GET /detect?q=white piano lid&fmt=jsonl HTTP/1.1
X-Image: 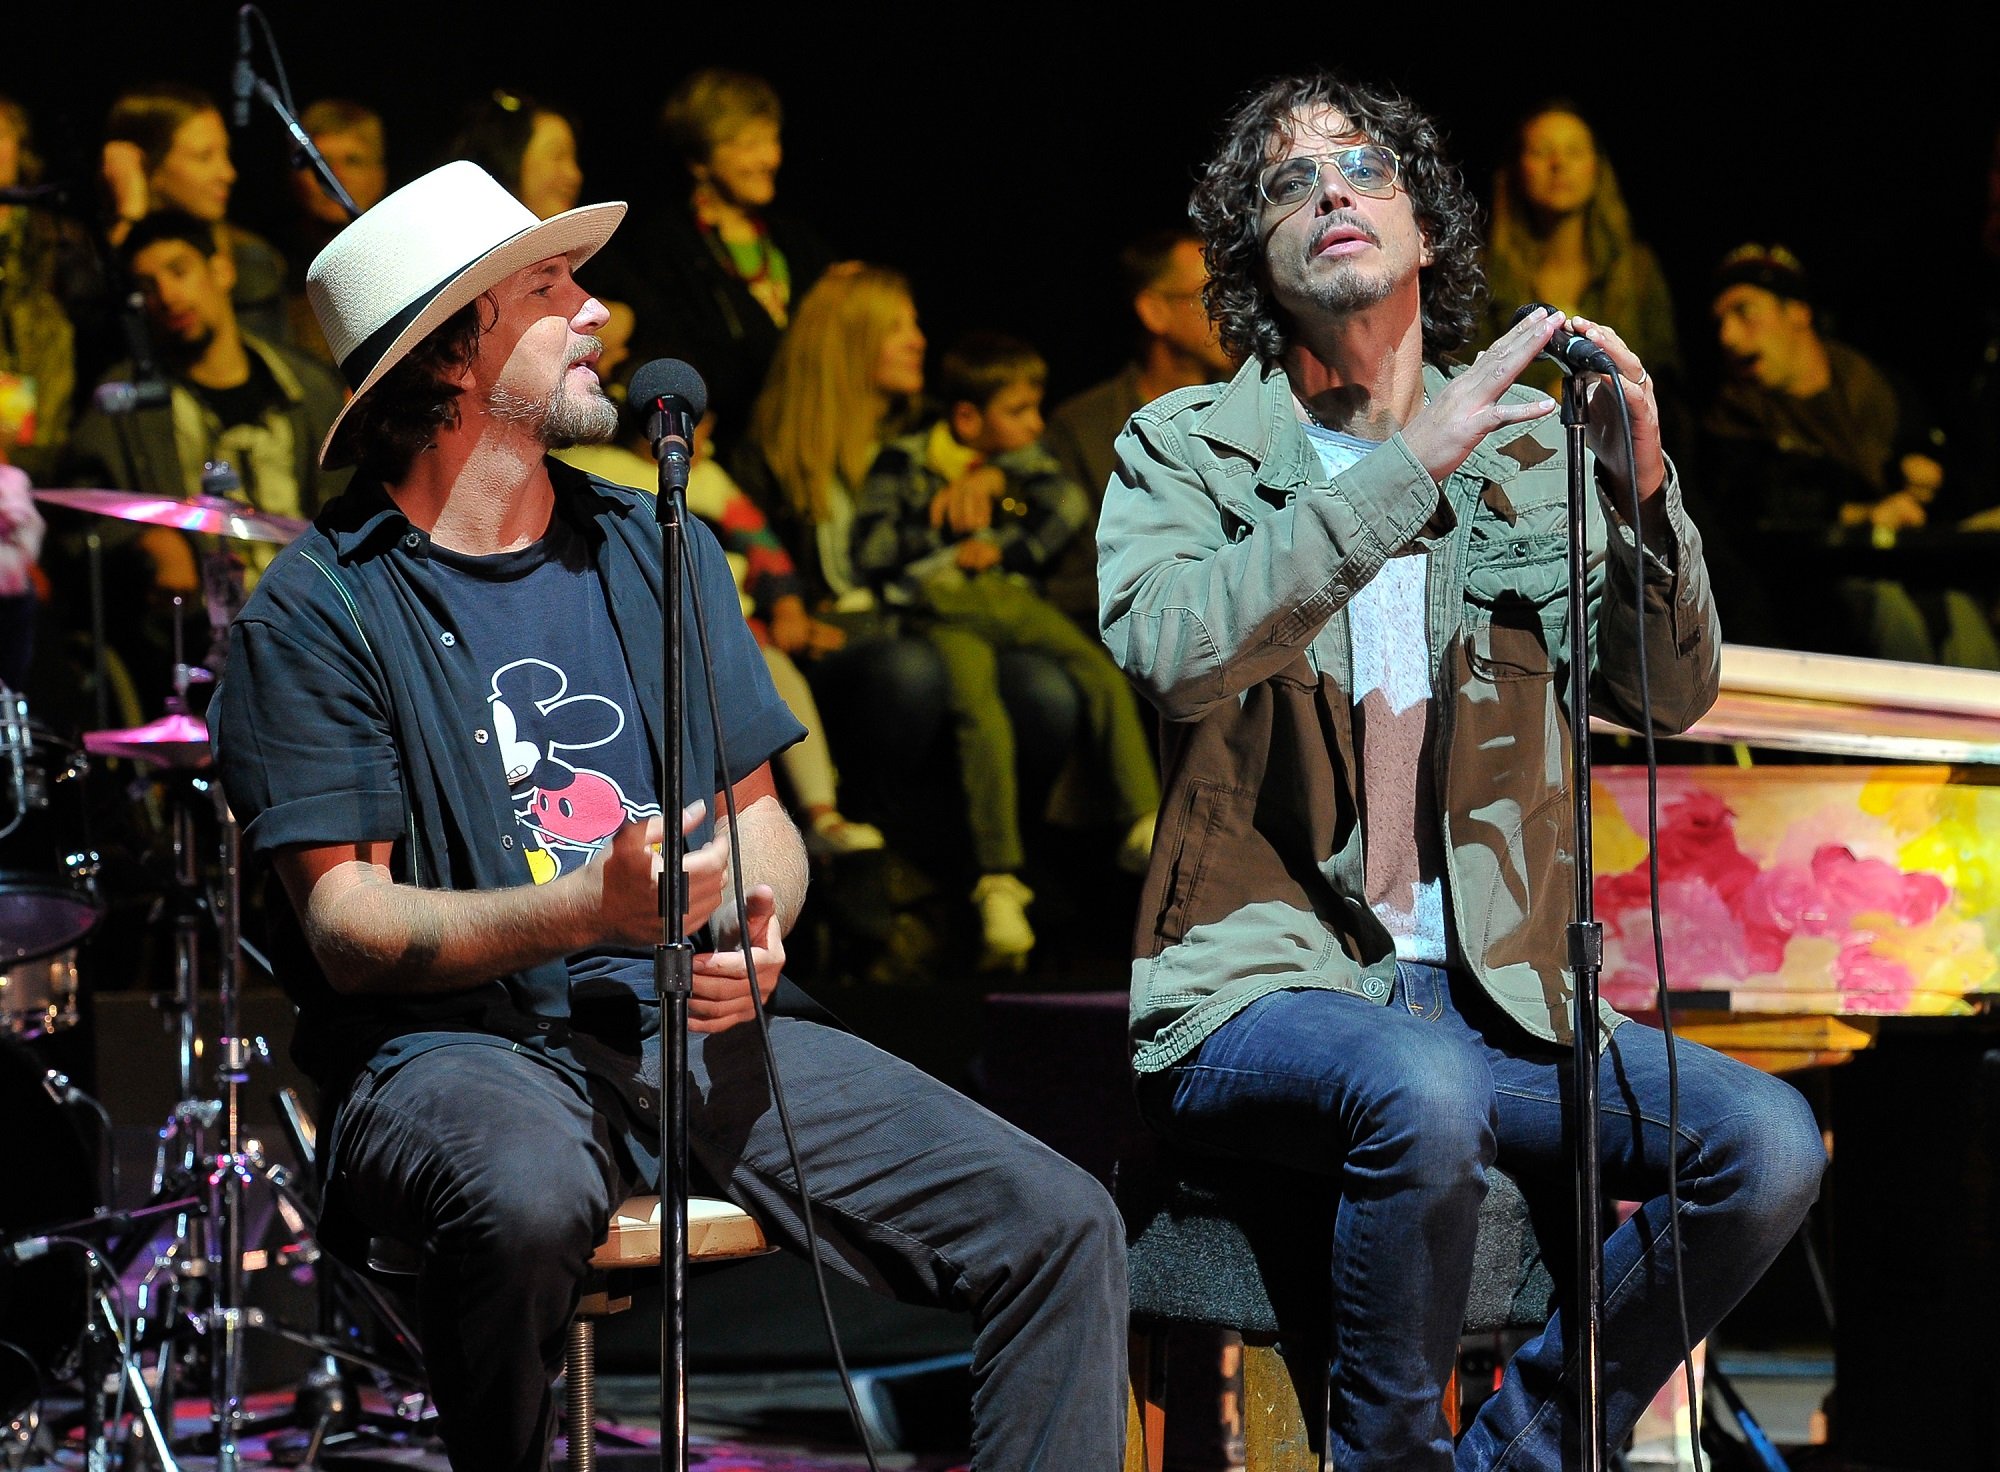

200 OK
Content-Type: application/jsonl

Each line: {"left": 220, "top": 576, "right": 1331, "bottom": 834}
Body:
{"left": 1592, "top": 645, "right": 2000, "bottom": 765}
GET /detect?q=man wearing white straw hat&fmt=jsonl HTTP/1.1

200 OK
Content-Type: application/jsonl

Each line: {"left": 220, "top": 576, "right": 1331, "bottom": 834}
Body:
{"left": 212, "top": 162, "right": 1126, "bottom": 1472}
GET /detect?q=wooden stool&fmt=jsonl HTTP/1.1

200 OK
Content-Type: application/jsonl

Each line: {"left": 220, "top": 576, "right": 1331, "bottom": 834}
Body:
{"left": 564, "top": 1194, "right": 772, "bottom": 1472}
{"left": 1121, "top": 1157, "right": 1552, "bottom": 1472}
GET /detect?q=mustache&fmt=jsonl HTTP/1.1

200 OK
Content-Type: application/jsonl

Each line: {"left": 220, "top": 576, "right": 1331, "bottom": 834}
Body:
{"left": 566, "top": 336, "right": 604, "bottom": 368}
{"left": 1308, "top": 213, "right": 1381, "bottom": 256}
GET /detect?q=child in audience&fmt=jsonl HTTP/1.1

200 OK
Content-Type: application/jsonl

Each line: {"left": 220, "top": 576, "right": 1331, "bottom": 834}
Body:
{"left": 854, "top": 332, "right": 1158, "bottom": 969}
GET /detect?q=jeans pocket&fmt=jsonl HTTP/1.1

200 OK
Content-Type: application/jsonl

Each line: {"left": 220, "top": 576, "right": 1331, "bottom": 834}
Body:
{"left": 1396, "top": 961, "right": 1445, "bottom": 1021}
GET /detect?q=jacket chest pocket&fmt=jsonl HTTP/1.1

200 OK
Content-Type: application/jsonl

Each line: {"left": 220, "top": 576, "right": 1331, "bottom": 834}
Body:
{"left": 1462, "top": 528, "right": 1567, "bottom": 682}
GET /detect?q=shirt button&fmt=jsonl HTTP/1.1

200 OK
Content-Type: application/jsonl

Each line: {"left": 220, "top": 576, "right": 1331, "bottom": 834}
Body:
{"left": 440, "top": 631, "right": 456, "bottom": 647}
{"left": 501, "top": 834, "right": 514, "bottom": 849}
{"left": 1363, "top": 976, "right": 1390, "bottom": 999}
{"left": 402, "top": 532, "right": 421, "bottom": 550}
{"left": 474, "top": 729, "right": 489, "bottom": 744}
{"left": 638, "top": 1096, "right": 652, "bottom": 1111}
{"left": 536, "top": 1021, "right": 551, "bottom": 1032}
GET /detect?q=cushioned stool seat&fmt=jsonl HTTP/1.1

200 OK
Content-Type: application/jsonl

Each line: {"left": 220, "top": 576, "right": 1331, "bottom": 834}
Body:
{"left": 1121, "top": 1153, "right": 1553, "bottom": 1472}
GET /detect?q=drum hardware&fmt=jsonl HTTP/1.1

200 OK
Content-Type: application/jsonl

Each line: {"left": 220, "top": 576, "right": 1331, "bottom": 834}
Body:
{"left": 0, "top": 684, "right": 101, "bottom": 972}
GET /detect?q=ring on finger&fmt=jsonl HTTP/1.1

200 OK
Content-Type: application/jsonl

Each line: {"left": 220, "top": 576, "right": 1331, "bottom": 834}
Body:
{"left": 1626, "top": 367, "right": 1649, "bottom": 389}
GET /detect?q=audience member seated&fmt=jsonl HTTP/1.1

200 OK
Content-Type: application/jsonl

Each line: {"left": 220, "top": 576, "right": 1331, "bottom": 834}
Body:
{"left": 67, "top": 211, "right": 349, "bottom": 585}
{"left": 735, "top": 265, "right": 1079, "bottom": 856}
{"left": 1043, "top": 228, "right": 1233, "bottom": 623}
{"left": 285, "top": 99, "right": 389, "bottom": 361}
{"left": 557, "top": 401, "right": 885, "bottom": 860}
{"left": 447, "top": 90, "right": 583, "bottom": 223}
{"left": 0, "top": 96, "right": 81, "bottom": 486}
{"left": 601, "top": 69, "right": 834, "bottom": 455}
{"left": 855, "top": 331, "right": 1159, "bottom": 970}
{"left": 1701, "top": 243, "right": 1997, "bottom": 667}
{"left": 1480, "top": 101, "right": 1679, "bottom": 400}
{"left": 102, "top": 84, "right": 291, "bottom": 346}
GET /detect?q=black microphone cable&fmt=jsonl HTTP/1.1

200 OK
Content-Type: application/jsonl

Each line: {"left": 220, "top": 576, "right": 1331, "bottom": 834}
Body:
{"left": 1599, "top": 373, "right": 1702, "bottom": 1467}
{"left": 673, "top": 507, "right": 885, "bottom": 1472}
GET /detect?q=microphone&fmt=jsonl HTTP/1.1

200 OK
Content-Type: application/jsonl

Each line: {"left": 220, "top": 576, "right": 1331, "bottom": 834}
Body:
{"left": 233, "top": 7, "right": 256, "bottom": 129}
{"left": 1511, "top": 302, "right": 1617, "bottom": 377}
{"left": 628, "top": 358, "right": 708, "bottom": 495}
{"left": 93, "top": 379, "right": 173, "bottom": 415}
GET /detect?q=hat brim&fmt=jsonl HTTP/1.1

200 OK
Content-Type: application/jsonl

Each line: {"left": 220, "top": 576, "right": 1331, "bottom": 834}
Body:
{"left": 318, "top": 199, "right": 627, "bottom": 469}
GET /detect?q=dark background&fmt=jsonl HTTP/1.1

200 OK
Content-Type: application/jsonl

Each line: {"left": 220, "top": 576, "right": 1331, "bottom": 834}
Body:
{"left": 11, "top": 6, "right": 1998, "bottom": 411}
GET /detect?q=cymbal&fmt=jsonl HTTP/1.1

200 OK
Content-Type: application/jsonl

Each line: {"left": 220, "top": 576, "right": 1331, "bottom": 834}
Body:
{"left": 33, "top": 489, "right": 308, "bottom": 545}
{"left": 83, "top": 712, "right": 211, "bottom": 767}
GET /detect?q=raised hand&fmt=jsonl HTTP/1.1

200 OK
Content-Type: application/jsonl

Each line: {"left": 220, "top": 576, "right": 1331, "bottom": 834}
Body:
{"left": 1399, "top": 306, "right": 1561, "bottom": 484}
{"left": 1566, "top": 315, "right": 1666, "bottom": 501}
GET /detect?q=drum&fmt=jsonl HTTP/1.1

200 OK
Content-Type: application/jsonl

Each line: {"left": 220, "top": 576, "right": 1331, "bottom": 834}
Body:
{"left": 0, "top": 692, "right": 99, "bottom": 965}
{"left": 0, "top": 950, "right": 78, "bottom": 1039}
{"left": 0, "top": 1037, "right": 97, "bottom": 1425}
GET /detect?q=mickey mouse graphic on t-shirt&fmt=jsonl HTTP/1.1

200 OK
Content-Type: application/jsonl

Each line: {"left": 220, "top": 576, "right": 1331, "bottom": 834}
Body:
{"left": 487, "top": 658, "right": 662, "bottom": 883}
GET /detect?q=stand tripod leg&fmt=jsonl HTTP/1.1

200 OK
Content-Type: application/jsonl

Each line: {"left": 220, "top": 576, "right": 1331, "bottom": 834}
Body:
{"left": 96, "top": 1288, "right": 185, "bottom": 1472}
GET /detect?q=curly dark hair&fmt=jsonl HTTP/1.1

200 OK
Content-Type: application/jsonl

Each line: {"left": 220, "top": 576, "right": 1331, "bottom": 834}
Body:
{"left": 1190, "top": 72, "right": 1485, "bottom": 366}
{"left": 330, "top": 297, "right": 490, "bottom": 480}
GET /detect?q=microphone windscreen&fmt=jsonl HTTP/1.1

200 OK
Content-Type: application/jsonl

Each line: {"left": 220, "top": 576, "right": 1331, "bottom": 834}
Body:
{"left": 628, "top": 358, "right": 709, "bottom": 421}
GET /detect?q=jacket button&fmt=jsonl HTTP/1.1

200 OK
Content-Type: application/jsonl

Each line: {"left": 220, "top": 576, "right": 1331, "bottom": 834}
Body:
{"left": 501, "top": 834, "right": 514, "bottom": 849}
{"left": 440, "top": 631, "right": 456, "bottom": 647}
{"left": 402, "top": 532, "right": 421, "bottom": 549}
{"left": 474, "top": 729, "right": 489, "bottom": 744}
{"left": 1363, "top": 976, "right": 1389, "bottom": 999}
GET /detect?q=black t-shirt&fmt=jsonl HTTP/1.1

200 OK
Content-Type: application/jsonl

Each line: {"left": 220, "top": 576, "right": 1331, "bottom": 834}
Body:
{"left": 189, "top": 348, "right": 287, "bottom": 433}
{"left": 215, "top": 465, "right": 806, "bottom": 1104}
{"left": 427, "top": 512, "right": 666, "bottom": 996}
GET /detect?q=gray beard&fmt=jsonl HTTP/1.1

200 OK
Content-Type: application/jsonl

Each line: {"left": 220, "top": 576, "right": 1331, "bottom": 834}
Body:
{"left": 487, "top": 378, "right": 620, "bottom": 447}
{"left": 1295, "top": 261, "right": 1396, "bottom": 319}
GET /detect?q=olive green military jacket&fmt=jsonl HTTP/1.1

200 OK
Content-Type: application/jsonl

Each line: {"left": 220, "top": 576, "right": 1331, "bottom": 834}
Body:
{"left": 1097, "top": 356, "right": 1719, "bottom": 1073}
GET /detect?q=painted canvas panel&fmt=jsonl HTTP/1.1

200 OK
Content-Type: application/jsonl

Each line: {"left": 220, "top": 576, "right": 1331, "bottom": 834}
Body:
{"left": 1591, "top": 766, "right": 2000, "bottom": 1015}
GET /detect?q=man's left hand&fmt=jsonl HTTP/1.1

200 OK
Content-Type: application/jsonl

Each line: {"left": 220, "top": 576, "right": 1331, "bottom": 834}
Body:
{"left": 690, "top": 884, "right": 785, "bottom": 1034}
{"left": 1567, "top": 315, "right": 1666, "bottom": 502}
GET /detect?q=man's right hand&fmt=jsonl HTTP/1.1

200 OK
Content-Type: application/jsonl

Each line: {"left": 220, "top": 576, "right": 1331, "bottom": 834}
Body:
{"left": 1400, "top": 307, "right": 1562, "bottom": 486}
{"left": 592, "top": 801, "right": 732, "bottom": 945}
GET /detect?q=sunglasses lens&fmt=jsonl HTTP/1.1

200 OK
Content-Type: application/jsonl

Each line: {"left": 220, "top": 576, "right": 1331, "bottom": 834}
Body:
{"left": 1259, "top": 158, "right": 1319, "bottom": 207}
{"left": 1339, "top": 147, "right": 1397, "bottom": 197}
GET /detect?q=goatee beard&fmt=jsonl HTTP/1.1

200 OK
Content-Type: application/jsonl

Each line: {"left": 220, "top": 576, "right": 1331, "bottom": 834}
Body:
{"left": 488, "top": 343, "right": 620, "bottom": 447}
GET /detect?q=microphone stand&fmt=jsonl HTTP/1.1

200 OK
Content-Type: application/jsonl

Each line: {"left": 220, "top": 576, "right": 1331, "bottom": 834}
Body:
{"left": 231, "top": 6, "right": 360, "bottom": 221}
{"left": 1561, "top": 369, "right": 1607, "bottom": 1472}
{"left": 652, "top": 426, "right": 694, "bottom": 1472}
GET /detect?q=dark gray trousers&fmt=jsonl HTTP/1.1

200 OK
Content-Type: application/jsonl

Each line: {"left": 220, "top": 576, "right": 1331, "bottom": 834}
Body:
{"left": 330, "top": 1017, "right": 1129, "bottom": 1471}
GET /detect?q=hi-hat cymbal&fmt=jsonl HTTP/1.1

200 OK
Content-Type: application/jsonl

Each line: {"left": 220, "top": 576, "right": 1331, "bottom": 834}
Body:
{"left": 34, "top": 489, "right": 308, "bottom": 545}
{"left": 83, "top": 712, "right": 211, "bottom": 767}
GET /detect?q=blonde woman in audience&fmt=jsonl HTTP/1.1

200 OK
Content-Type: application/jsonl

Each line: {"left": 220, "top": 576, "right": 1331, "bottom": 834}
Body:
{"left": 1481, "top": 101, "right": 1679, "bottom": 395}
{"left": 736, "top": 265, "right": 1078, "bottom": 878}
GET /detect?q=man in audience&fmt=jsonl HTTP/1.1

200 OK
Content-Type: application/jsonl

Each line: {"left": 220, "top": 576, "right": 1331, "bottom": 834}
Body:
{"left": 1044, "top": 230, "right": 1233, "bottom": 621}
{"left": 1702, "top": 243, "right": 1995, "bottom": 663}
{"left": 69, "top": 210, "right": 348, "bottom": 533}
{"left": 287, "top": 99, "right": 389, "bottom": 359}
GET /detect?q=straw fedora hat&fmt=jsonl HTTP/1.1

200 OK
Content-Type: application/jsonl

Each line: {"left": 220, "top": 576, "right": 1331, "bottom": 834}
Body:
{"left": 307, "top": 161, "right": 626, "bottom": 467}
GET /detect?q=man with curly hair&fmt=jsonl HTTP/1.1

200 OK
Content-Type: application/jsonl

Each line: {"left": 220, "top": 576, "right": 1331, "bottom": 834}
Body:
{"left": 1098, "top": 72, "right": 1824, "bottom": 1469}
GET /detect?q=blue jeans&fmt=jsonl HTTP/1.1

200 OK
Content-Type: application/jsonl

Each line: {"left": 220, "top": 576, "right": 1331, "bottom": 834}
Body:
{"left": 1139, "top": 964, "right": 1825, "bottom": 1471}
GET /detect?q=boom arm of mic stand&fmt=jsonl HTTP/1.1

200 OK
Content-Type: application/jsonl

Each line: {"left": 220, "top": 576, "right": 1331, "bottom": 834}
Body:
{"left": 1561, "top": 371, "right": 1608, "bottom": 1472}
{"left": 250, "top": 76, "right": 359, "bottom": 221}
